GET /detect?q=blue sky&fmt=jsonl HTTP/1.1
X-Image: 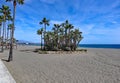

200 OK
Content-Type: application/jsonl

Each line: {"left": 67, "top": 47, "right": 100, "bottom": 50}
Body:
{"left": 0, "top": 0, "right": 120, "bottom": 44}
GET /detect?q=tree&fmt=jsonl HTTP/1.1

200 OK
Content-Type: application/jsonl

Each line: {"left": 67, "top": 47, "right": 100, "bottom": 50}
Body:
{"left": 37, "top": 28, "right": 43, "bottom": 50}
{"left": 7, "top": 24, "right": 13, "bottom": 42}
{"left": 52, "top": 24, "right": 60, "bottom": 48}
{"left": 0, "top": 16, "right": 3, "bottom": 39}
{"left": 0, "top": 5, "right": 11, "bottom": 52}
{"left": 68, "top": 24, "right": 74, "bottom": 47}
{"left": 6, "top": 0, "right": 24, "bottom": 62}
{"left": 0, "top": 22, "right": 2, "bottom": 39}
{"left": 37, "top": 20, "right": 83, "bottom": 51}
{"left": 45, "top": 31, "right": 55, "bottom": 50}
{"left": 39, "top": 17, "right": 49, "bottom": 50}
{"left": 0, "top": 16, "right": 3, "bottom": 47}
{"left": 58, "top": 27, "right": 64, "bottom": 49}
{"left": 60, "top": 20, "right": 74, "bottom": 50}
{"left": 72, "top": 29, "right": 83, "bottom": 50}
{"left": 5, "top": 16, "right": 12, "bottom": 49}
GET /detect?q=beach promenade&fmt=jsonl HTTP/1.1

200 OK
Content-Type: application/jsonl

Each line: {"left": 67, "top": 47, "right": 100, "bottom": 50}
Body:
{"left": 0, "top": 59, "right": 16, "bottom": 83}
{"left": 0, "top": 46, "right": 120, "bottom": 83}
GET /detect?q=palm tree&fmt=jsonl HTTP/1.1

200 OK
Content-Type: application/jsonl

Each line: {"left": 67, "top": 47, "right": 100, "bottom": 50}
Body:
{"left": 7, "top": 24, "right": 13, "bottom": 42}
{"left": 4, "top": 15, "right": 11, "bottom": 44}
{"left": 6, "top": 16, "right": 13, "bottom": 40}
{"left": 72, "top": 29, "right": 83, "bottom": 50}
{"left": 0, "top": 16, "right": 3, "bottom": 39}
{"left": 37, "top": 28, "right": 43, "bottom": 50}
{"left": 0, "top": 22, "right": 2, "bottom": 39}
{"left": 6, "top": 0, "right": 24, "bottom": 62}
{"left": 39, "top": 17, "right": 49, "bottom": 50}
{"left": 59, "top": 27, "right": 64, "bottom": 48}
{"left": 52, "top": 24, "right": 60, "bottom": 48}
{"left": 5, "top": 16, "right": 12, "bottom": 49}
{"left": 0, "top": 17, "right": 2, "bottom": 46}
{"left": 68, "top": 24, "right": 74, "bottom": 47}
{"left": 62, "top": 20, "right": 72, "bottom": 48}
{"left": 45, "top": 31, "right": 55, "bottom": 50}
{"left": 0, "top": 5, "right": 11, "bottom": 52}
{"left": 69, "top": 30, "right": 74, "bottom": 50}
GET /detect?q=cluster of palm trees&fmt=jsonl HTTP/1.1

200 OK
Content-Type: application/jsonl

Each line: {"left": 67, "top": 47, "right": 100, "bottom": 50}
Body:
{"left": 0, "top": 5, "right": 13, "bottom": 51}
{"left": 37, "top": 18, "right": 83, "bottom": 51}
{"left": 0, "top": 0, "right": 24, "bottom": 62}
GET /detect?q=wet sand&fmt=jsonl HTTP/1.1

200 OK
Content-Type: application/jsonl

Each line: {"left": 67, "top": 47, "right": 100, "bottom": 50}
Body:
{"left": 0, "top": 46, "right": 120, "bottom": 83}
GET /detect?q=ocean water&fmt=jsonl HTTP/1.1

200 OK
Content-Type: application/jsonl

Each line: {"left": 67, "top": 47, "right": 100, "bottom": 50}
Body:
{"left": 22, "top": 43, "right": 120, "bottom": 49}
{"left": 79, "top": 44, "right": 120, "bottom": 49}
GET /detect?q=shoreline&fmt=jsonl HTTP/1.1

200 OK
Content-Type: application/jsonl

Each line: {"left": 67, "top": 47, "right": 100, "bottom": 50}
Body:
{"left": 18, "top": 44, "right": 120, "bottom": 49}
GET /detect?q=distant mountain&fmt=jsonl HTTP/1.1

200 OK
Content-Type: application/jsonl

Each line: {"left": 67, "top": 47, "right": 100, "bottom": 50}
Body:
{"left": 17, "top": 40, "right": 33, "bottom": 43}
{"left": 17, "top": 40, "right": 40, "bottom": 45}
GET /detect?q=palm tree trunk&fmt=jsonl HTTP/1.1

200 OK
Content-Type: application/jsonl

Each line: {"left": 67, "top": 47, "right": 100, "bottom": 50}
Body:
{"left": 0, "top": 24, "right": 1, "bottom": 38}
{"left": 41, "top": 34, "right": 42, "bottom": 50}
{"left": 8, "top": 0, "right": 16, "bottom": 62}
{"left": 0, "top": 28, "right": 1, "bottom": 45}
{"left": 73, "top": 38, "right": 77, "bottom": 51}
{"left": 6, "top": 28, "right": 9, "bottom": 49}
{"left": 1, "top": 20, "right": 5, "bottom": 52}
{"left": 7, "top": 28, "right": 9, "bottom": 41}
{"left": 44, "top": 24, "right": 46, "bottom": 50}
{"left": 56, "top": 28, "right": 59, "bottom": 48}
{"left": 5, "top": 24, "right": 7, "bottom": 49}
{"left": 65, "top": 29, "right": 67, "bottom": 46}
{"left": 68, "top": 29, "right": 70, "bottom": 47}
{"left": 5, "top": 23, "right": 6, "bottom": 43}
{"left": 1, "top": 14, "right": 6, "bottom": 52}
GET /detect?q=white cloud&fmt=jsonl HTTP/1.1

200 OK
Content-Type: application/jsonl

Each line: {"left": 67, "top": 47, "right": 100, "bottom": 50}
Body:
{"left": 79, "top": 24, "right": 95, "bottom": 35}
{"left": 79, "top": 23, "right": 120, "bottom": 44}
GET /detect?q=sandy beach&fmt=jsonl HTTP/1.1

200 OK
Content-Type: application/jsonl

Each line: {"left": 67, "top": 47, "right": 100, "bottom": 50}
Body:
{"left": 0, "top": 46, "right": 120, "bottom": 83}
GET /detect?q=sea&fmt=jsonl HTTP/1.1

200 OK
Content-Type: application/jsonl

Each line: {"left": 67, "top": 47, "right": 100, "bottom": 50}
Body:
{"left": 79, "top": 44, "right": 120, "bottom": 49}
{"left": 24, "top": 43, "right": 120, "bottom": 49}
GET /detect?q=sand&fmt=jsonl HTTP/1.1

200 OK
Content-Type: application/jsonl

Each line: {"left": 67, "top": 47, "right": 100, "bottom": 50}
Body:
{"left": 0, "top": 46, "right": 120, "bottom": 83}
